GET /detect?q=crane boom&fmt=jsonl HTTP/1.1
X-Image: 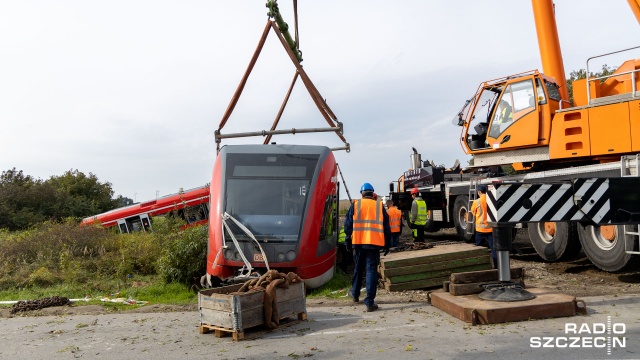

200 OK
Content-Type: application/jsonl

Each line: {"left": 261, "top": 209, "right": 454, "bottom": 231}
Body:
{"left": 531, "top": 0, "right": 568, "bottom": 102}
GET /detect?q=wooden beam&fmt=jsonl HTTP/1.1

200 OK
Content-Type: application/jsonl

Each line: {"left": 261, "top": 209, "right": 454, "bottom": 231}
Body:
{"left": 380, "top": 255, "right": 490, "bottom": 277}
{"left": 450, "top": 268, "right": 525, "bottom": 284}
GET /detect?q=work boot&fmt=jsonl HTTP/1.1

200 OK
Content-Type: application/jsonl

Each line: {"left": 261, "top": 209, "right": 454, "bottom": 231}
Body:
{"left": 366, "top": 304, "right": 379, "bottom": 312}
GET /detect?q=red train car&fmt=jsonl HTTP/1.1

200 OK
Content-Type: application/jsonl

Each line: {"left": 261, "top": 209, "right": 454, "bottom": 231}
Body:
{"left": 81, "top": 185, "right": 210, "bottom": 233}
{"left": 208, "top": 144, "right": 339, "bottom": 289}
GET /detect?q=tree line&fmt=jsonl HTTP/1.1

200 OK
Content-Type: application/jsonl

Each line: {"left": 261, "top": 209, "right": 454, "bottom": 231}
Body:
{"left": 0, "top": 168, "right": 131, "bottom": 231}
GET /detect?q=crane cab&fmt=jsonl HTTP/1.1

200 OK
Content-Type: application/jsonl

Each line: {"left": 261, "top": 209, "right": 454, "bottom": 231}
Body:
{"left": 454, "top": 71, "right": 560, "bottom": 167}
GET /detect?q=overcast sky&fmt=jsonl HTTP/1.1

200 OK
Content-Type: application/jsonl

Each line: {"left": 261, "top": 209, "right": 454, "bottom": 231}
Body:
{"left": 1, "top": 1, "right": 638, "bottom": 204}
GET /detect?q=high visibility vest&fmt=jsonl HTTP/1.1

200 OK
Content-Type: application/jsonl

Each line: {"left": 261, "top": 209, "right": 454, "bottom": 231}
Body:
{"left": 338, "top": 227, "right": 346, "bottom": 244}
{"left": 412, "top": 198, "right": 428, "bottom": 226}
{"left": 352, "top": 199, "right": 385, "bottom": 247}
{"left": 387, "top": 206, "right": 402, "bottom": 233}
{"left": 496, "top": 107, "right": 513, "bottom": 125}
{"left": 472, "top": 194, "right": 492, "bottom": 233}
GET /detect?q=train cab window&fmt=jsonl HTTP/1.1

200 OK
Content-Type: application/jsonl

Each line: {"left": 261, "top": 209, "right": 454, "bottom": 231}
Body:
{"left": 224, "top": 153, "right": 320, "bottom": 242}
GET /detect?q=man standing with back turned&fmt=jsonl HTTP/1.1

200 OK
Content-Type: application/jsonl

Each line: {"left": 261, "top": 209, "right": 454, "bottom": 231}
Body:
{"left": 386, "top": 199, "right": 402, "bottom": 248}
{"left": 344, "top": 182, "right": 391, "bottom": 312}
{"left": 470, "top": 184, "right": 497, "bottom": 267}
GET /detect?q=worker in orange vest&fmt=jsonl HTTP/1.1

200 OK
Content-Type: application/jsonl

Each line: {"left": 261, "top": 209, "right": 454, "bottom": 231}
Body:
{"left": 344, "top": 182, "right": 391, "bottom": 312}
{"left": 386, "top": 199, "right": 402, "bottom": 248}
{"left": 470, "top": 184, "right": 497, "bottom": 267}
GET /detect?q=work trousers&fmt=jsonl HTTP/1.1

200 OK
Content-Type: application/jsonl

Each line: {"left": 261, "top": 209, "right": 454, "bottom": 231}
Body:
{"left": 352, "top": 248, "right": 381, "bottom": 307}
{"left": 337, "top": 243, "right": 353, "bottom": 273}
{"left": 390, "top": 232, "right": 400, "bottom": 247}
{"left": 411, "top": 223, "right": 425, "bottom": 242}
{"left": 475, "top": 231, "right": 497, "bottom": 267}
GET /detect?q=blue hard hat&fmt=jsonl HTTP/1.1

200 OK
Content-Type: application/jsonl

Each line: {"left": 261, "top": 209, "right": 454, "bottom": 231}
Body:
{"left": 360, "top": 182, "right": 374, "bottom": 192}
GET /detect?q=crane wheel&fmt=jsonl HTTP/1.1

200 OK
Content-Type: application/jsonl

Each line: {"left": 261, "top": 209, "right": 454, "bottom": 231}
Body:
{"left": 577, "top": 224, "right": 638, "bottom": 272}
{"left": 453, "top": 195, "right": 474, "bottom": 243}
{"left": 527, "top": 222, "right": 581, "bottom": 262}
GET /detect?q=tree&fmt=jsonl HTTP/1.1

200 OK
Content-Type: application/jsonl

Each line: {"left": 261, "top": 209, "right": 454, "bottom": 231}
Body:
{"left": 115, "top": 195, "right": 135, "bottom": 207}
{"left": 0, "top": 168, "right": 120, "bottom": 230}
{"left": 0, "top": 168, "right": 54, "bottom": 230}
{"left": 47, "top": 169, "right": 118, "bottom": 218}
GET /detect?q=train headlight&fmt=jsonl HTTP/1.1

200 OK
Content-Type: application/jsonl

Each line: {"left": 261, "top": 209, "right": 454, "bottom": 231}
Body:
{"left": 224, "top": 249, "right": 234, "bottom": 259}
{"left": 286, "top": 250, "right": 296, "bottom": 261}
{"left": 234, "top": 252, "right": 240, "bottom": 260}
{"left": 277, "top": 253, "right": 285, "bottom": 262}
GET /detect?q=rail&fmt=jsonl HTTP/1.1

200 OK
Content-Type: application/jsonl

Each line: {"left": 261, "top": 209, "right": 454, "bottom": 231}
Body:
{"left": 586, "top": 45, "right": 640, "bottom": 105}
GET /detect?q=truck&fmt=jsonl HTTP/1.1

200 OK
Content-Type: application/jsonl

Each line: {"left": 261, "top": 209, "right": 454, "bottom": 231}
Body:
{"left": 390, "top": 0, "right": 640, "bottom": 272}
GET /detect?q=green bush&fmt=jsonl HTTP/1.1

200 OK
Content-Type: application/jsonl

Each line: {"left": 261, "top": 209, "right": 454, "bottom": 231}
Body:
{"left": 28, "top": 266, "right": 59, "bottom": 286}
{"left": 156, "top": 225, "right": 208, "bottom": 285}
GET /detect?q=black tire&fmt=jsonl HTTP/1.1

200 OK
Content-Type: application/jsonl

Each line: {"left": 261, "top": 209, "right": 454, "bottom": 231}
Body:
{"left": 453, "top": 195, "right": 474, "bottom": 242}
{"left": 577, "top": 224, "right": 637, "bottom": 272}
{"left": 424, "top": 210, "right": 442, "bottom": 233}
{"left": 527, "top": 222, "right": 581, "bottom": 261}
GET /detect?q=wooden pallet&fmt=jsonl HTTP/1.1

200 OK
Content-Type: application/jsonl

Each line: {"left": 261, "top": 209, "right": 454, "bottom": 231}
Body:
{"left": 200, "top": 311, "right": 307, "bottom": 341}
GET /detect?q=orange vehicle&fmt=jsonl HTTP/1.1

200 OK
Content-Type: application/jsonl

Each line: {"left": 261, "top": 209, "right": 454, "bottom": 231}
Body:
{"left": 387, "top": 1, "right": 640, "bottom": 273}
{"left": 456, "top": 0, "right": 640, "bottom": 171}
{"left": 446, "top": 0, "right": 640, "bottom": 272}
{"left": 81, "top": 185, "right": 210, "bottom": 233}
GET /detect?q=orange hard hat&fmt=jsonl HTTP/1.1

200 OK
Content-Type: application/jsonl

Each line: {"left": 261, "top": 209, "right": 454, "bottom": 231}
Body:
{"left": 410, "top": 188, "right": 419, "bottom": 195}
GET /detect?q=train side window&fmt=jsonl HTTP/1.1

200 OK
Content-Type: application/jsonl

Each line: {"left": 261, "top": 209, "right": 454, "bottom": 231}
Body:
{"left": 125, "top": 216, "right": 145, "bottom": 233}
{"left": 118, "top": 220, "right": 129, "bottom": 234}
{"left": 140, "top": 214, "right": 151, "bottom": 231}
{"left": 317, "top": 195, "right": 337, "bottom": 256}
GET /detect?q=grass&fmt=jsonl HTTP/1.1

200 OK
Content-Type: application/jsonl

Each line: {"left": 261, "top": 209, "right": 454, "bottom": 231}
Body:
{"left": 0, "top": 275, "right": 197, "bottom": 307}
{"left": 0, "top": 220, "right": 353, "bottom": 310}
{"left": 307, "top": 270, "right": 351, "bottom": 298}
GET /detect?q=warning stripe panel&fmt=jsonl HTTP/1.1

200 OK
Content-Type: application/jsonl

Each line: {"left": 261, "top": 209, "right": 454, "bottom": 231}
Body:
{"left": 487, "top": 179, "right": 613, "bottom": 224}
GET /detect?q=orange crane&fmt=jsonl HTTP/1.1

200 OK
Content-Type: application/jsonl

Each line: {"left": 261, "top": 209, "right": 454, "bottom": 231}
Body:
{"left": 389, "top": 0, "right": 640, "bottom": 274}
{"left": 455, "top": 0, "right": 640, "bottom": 171}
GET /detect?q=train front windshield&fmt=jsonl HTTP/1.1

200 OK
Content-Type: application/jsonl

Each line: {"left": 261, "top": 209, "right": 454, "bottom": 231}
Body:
{"left": 224, "top": 153, "right": 320, "bottom": 242}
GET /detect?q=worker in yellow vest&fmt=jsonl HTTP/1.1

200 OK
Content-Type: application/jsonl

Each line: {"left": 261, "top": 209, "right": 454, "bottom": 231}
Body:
{"left": 470, "top": 184, "right": 497, "bottom": 267}
{"left": 344, "top": 182, "right": 391, "bottom": 312}
{"left": 489, "top": 100, "right": 514, "bottom": 138}
{"left": 409, "top": 188, "right": 428, "bottom": 243}
{"left": 386, "top": 199, "right": 403, "bottom": 248}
